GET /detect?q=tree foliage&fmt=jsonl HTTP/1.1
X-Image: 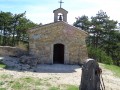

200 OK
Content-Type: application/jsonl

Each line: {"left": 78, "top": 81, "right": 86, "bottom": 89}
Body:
{"left": 0, "top": 11, "right": 37, "bottom": 46}
{"left": 73, "top": 15, "right": 91, "bottom": 32}
{"left": 88, "top": 46, "right": 113, "bottom": 64}
{"left": 74, "top": 10, "right": 120, "bottom": 66}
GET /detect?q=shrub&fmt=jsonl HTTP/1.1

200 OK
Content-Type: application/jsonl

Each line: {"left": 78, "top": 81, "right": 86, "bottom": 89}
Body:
{"left": 0, "top": 61, "right": 6, "bottom": 68}
{"left": 88, "top": 46, "right": 113, "bottom": 64}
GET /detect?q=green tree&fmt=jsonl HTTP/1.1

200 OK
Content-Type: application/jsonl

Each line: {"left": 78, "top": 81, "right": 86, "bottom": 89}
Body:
{"left": 73, "top": 15, "right": 91, "bottom": 45}
{"left": 0, "top": 11, "right": 13, "bottom": 45}
{"left": 73, "top": 15, "right": 91, "bottom": 32}
{"left": 0, "top": 11, "right": 37, "bottom": 46}
{"left": 74, "top": 10, "right": 120, "bottom": 66}
{"left": 16, "top": 17, "right": 37, "bottom": 44}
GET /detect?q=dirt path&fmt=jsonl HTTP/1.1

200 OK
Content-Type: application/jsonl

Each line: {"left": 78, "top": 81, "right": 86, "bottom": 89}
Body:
{"left": 100, "top": 65, "right": 120, "bottom": 90}
{"left": 0, "top": 65, "right": 82, "bottom": 86}
{"left": 0, "top": 56, "right": 120, "bottom": 90}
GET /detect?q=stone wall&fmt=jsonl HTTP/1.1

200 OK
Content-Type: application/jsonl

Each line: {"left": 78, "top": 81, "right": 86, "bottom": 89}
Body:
{"left": 28, "top": 21, "right": 88, "bottom": 64}
{"left": 0, "top": 46, "right": 28, "bottom": 57}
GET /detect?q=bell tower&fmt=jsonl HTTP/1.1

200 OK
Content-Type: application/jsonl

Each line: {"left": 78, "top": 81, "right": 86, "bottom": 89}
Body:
{"left": 53, "top": 0, "right": 68, "bottom": 22}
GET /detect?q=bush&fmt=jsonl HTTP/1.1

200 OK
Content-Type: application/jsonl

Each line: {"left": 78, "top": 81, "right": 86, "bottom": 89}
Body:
{"left": 88, "top": 46, "right": 113, "bottom": 64}
{"left": 0, "top": 61, "right": 6, "bottom": 68}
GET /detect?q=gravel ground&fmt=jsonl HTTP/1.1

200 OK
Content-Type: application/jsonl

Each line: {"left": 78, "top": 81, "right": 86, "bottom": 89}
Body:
{"left": 101, "top": 65, "right": 120, "bottom": 90}
{"left": 0, "top": 56, "right": 120, "bottom": 90}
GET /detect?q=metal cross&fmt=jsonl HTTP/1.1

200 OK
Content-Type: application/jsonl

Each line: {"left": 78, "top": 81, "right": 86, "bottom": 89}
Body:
{"left": 59, "top": 0, "right": 64, "bottom": 8}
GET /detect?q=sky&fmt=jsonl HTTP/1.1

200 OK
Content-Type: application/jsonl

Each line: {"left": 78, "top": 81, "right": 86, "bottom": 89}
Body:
{"left": 0, "top": 0, "right": 120, "bottom": 25}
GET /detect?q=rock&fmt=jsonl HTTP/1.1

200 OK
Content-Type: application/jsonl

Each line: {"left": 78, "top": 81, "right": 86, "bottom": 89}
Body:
{"left": 80, "top": 59, "right": 101, "bottom": 90}
{"left": 19, "top": 55, "right": 38, "bottom": 66}
{"left": 15, "top": 64, "right": 22, "bottom": 70}
{"left": 21, "top": 64, "right": 30, "bottom": 70}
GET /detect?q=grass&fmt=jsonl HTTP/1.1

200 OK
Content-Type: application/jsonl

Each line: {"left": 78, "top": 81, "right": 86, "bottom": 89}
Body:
{"left": 21, "top": 77, "right": 35, "bottom": 83}
{"left": 0, "top": 81, "right": 5, "bottom": 86}
{"left": 0, "top": 74, "right": 79, "bottom": 90}
{"left": 0, "top": 88, "right": 6, "bottom": 90}
{"left": 48, "top": 85, "right": 79, "bottom": 90}
{"left": 0, "top": 74, "right": 12, "bottom": 79}
{"left": 66, "top": 85, "right": 79, "bottom": 90}
{"left": 11, "top": 82, "right": 24, "bottom": 90}
{"left": 10, "top": 77, "right": 43, "bottom": 90}
{"left": 0, "top": 61, "right": 6, "bottom": 68}
{"left": 100, "top": 63, "right": 120, "bottom": 77}
{"left": 49, "top": 87, "right": 59, "bottom": 90}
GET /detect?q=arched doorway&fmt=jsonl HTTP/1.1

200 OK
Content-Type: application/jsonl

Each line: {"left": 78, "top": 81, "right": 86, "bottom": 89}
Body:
{"left": 53, "top": 44, "right": 64, "bottom": 64}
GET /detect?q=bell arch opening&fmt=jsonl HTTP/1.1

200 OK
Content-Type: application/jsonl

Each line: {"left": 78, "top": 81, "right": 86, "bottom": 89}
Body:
{"left": 58, "top": 13, "right": 63, "bottom": 21}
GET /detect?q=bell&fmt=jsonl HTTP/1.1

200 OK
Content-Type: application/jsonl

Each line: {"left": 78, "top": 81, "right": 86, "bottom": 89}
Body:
{"left": 59, "top": 15, "right": 62, "bottom": 21}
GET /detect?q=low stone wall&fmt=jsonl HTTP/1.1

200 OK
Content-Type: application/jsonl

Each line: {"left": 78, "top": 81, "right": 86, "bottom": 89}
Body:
{"left": 0, "top": 46, "right": 28, "bottom": 57}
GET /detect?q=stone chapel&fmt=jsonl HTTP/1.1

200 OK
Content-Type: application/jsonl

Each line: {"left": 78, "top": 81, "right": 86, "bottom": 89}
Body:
{"left": 28, "top": 6, "right": 88, "bottom": 64}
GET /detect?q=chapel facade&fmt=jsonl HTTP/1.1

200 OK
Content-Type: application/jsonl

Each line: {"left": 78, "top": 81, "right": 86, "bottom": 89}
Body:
{"left": 28, "top": 7, "right": 88, "bottom": 64}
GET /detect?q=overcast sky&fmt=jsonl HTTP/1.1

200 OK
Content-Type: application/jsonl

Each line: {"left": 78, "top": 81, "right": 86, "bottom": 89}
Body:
{"left": 0, "top": 0, "right": 120, "bottom": 24}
